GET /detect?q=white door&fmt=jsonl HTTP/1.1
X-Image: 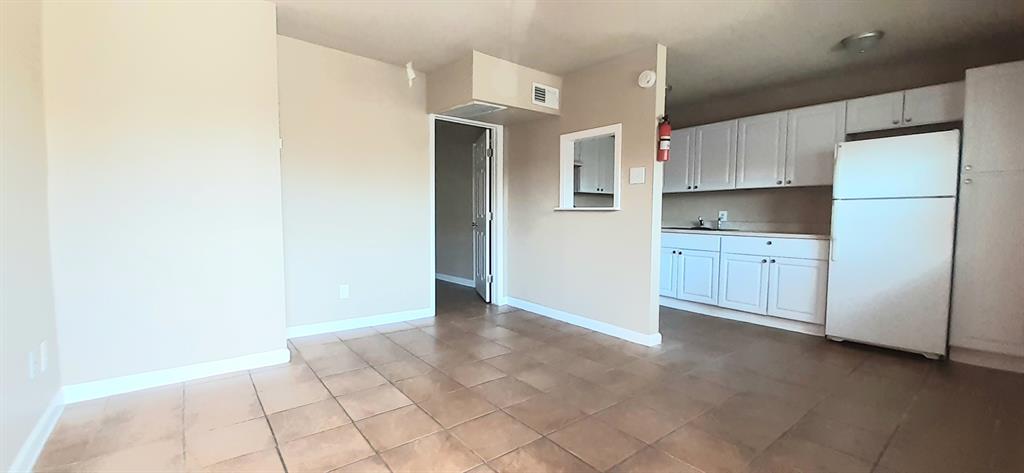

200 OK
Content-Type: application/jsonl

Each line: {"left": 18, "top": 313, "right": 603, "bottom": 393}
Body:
{"left": 659, "top": 248, "right": 678, "bottom": 297}
{"left": 676, "top": 249, "right": 719, "bottom": 305}
{"left": 826, "top": 198, "right": 955, "bottom": 356}
{"left": 736, "top": 112, "right": 787, "bottom": 189}
{"left": 663, "top": 128, "right": 694, "bottom": 192}
{"left": 785, "top": 101, "right": 846, "bottom": 187}
{"left": 902, "top": 82, "right": 965, "bottom": 127}
{"left": 718, "top": 253, "right": 769, "bottom": 314}
{"left": 845, "top": 91, "right": 904, "bottom": 133}
{"left": 767, "top": 257, "right": 827, "bottom": 324}
{"left": 693, "top": 120, "right": 737, "bottom": 191}
{"left": 472, "top": 130, "right": 492, "bottom": 301}
{"left": 950, "top": 171, "right": 1024, "bottom": 356}
{"left": 833, "top": 131, "right": 960, "bottom": 200}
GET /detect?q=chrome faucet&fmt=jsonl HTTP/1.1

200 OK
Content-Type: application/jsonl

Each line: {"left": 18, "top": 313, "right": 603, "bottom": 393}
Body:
{"left": 697, "top": 216, "right": 705, "bottom": 228}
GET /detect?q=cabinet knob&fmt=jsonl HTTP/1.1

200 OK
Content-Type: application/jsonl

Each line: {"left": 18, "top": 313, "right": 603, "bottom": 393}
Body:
{"left": 766, "top": 241, "right": 773, "bottom": 245}
{"left": 694, "top": 185, "right": 699, "bottom": 189}
{"left": 686, "top": 185, "right": 692, "bottom": 189}
{"left": 892, "top": 119, "right": 899, "bottom": 125}
{"left": 761, "top": 259, "right": 767, "bottom": 263}
{"left": 964, "top": 165, "right": 972, "bottom": 171}
{"left": 770, "top": 259, "right": 776, "bottom": 263}
{"left": 964, "top": 178, "right": 973, "bottom": 185}
{"left": 776, "top": 180, "right": 782, "bottom": 185}
{"left": 905, "top": 117, "right": 912, "bottom": 123}
{"left": 785, "top": 179, "right": 792, "bottom": 184}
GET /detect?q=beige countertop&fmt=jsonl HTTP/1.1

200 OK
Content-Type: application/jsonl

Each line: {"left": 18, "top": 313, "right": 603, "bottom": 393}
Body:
{"left": 661, "top": 227, "right": 830, "bottom": 240}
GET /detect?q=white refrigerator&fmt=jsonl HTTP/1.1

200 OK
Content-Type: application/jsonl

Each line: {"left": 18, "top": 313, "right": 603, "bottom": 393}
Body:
{"left": 826, "top": 130, "right": 960, "bottom": 358}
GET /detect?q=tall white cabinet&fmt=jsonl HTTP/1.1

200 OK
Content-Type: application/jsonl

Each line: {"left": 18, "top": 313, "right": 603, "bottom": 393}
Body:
{"left": 950, "top": 61, "right": 1024, "bottom": 363}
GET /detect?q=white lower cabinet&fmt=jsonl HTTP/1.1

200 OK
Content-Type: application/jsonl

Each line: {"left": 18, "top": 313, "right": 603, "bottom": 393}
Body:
{"left": 767, "top": 257, "right": 827, "bottom": 324}
{"left": 718, "top": 253, "right": 769, "bottom": 314}
{"left": 676, "top": 249, "right": 720, "bottom": 305}
{"left": 658, "top": 248, "right": 677, "bottom": 297}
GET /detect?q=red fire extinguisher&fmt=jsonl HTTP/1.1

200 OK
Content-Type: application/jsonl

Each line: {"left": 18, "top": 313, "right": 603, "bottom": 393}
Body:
{"left": 657, "top": 117, "right": 672, "bottom": 162}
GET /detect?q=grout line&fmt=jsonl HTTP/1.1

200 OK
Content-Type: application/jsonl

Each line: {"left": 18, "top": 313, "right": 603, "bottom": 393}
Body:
{"left": 247, "top": 369, "right": 289, "bottom": 473}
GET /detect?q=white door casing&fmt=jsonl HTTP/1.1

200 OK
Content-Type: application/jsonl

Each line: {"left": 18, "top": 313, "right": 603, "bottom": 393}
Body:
{"left": 472, "top": 129, "right": 492, "bottom": 302}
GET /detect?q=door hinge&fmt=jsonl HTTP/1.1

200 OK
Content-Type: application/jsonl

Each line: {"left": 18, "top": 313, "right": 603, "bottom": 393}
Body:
{"left": 486, "top": 274, "right": 494, "bottom": 283}
{"left": 486, "top": 211, "right": 493, "bottom": 222}
{"left": 486, "top": 147, "right": 494, "bottom": 158}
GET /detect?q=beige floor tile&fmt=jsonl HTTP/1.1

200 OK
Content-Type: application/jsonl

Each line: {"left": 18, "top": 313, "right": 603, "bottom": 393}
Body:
{"left": 201, "top": 448, "right": 284, "bottom": 473}
{"left": 450, "top": 411, "right": 541, "bottom": 460}
{"left": 86, "top": 403, "right": 183, "bottom": 460}
{"left": 546, "top": 378, "right": 622, "bottom": 414}
{"left": 256, "top": 379, "right": 332, "bottom": 415}
{"left": 35, "top": 400, "right": 107, "bottom": 468}
{"left": 416, "top": 388, "right": 496, "bottom": 428}
{"left": 445, "top": 360, "right": 507, "bottom": 387}
{"left": 504, "top": 394, "right": 586, "bottom": 435}
{"left": 470, "top": 377, "right": 540, "bottom": 408}
{"left": 268, "top": 398, "right": 351, "bottom": 442}
{"left": 489, "top": 438, "right": 598, "bottom": 473}
{"left": 355, "top": 404, "right": 442, "bottom": 451}
{"left": 654, "top": 425, "right": 756, "bottom": 473}
{"left": 375, "top": 358, "right": 434, "bottom": 382}
{"left": 548, "top": 417, "right": 644, "bottom": 471}
{"left": 380, "top": 431, "right": 482, "bottom": 473}
{"left": 333, "top": 327, "right": 379, "bottom": 340}
{"left": 278, "top": 425, "right": 374, "bottom": 473}
{"left": 307, "top": 353, "right": 370, "bottom": 377}
{"left": 787, "top": 412, "right": 891, "bottom": 463}
{"left": 251, "top": 364, "right": 318, "bottom": 392}
{"left": 336, "top": 383, "right": 413, "bottom": 421}
{"left": 610, "top": 447, "right": 702, "bottom": 473}
{"left": 321, "top": 367, "right": 387, "bottom": 397}
{"left": 393, "top": 370, "right": 463, "bottom": 402}
{"left": 748, "top": 437, "right": 872, "bottom": 473}
{"left": 512, "top": 365, "right": 573, "bottom": 392}
{"left": 185, "top": 418, "right": 275, "bottom": 469}
{"left": 332, "top": 455, "right": 391, "bottom": 473}
{"left": 594, "top": 398, "right": 685, "bottom": 444}
{"left": 184, "top": 374, "right": 263, "bottom": 433}
{"left": 72, "top": 438, "right": 184, "bottom": 473}
{"left": 632, "top": 385, "right": 715, "bottom": 423}
{"left": 484, "top": 353, "right": 545, "bottom": 374}
{"left": 687, "top": 392, "right": 808, "bottom": 451}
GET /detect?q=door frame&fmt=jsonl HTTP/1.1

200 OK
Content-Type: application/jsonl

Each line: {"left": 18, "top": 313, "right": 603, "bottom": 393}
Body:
{"left": 428, "top": 114, "right": 507, "bottom": 308}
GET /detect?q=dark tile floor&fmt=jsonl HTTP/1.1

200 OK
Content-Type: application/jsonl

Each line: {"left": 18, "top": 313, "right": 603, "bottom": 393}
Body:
{"left": 36, "top": 281, "right": 1024, "bottom": 472}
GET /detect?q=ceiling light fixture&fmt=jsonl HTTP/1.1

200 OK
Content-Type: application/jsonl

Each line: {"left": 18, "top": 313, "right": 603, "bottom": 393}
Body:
{"left": 839, "top": 30, "right": 885, "bottom": 53}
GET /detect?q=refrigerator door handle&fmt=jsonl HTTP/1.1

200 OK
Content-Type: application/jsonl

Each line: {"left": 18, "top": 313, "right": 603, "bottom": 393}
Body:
{"left": 830, "top": 239, "right": 837, "bottom": 262}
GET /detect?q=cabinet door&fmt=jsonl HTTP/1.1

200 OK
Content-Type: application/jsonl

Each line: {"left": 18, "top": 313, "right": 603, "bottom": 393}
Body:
{"left": 718, "top": 253, "right": 769, "bottom": 314}
{"left": 767, "top": 257, "right": 827, "bottom": 324}
{"left": 577, "top": 139, "right": 600, "bottom": 193}
{"left": 963, "top": 62, "right": 1024, "bottom": 173}
{"left": 693, "top": 120, "right": 737, "bottom": 191}
{"left": 950, "top": 171, "right": 1024, "bottom": 356}
{"left": 663, "top": 128, "right": 694, "bottom": 192}
{"left": 736, "top": 112, "right": 787, "bottom": 189}
{"left": 598, "top": 135, "right": 615, "bottom": 194}
{"left": 845, "top": 91, "right": 904, "bottom": 133}
{"left": 676, "top": 249, "right": 719, "bottom": 305}
{"left": 659, "top": 248, "right": 678, "bottom": 297}
{"left": 785, "top": 101, "right": 846, "bottom": 187}
{"left": 903, "top": 82, "right": 964, "bottom": 127}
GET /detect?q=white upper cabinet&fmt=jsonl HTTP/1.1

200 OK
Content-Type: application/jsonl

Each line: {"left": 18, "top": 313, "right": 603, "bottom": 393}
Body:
{"left": 736, "top": 112, "right": 787, "bottom": 189}
{"left": 903, "top": 82, "right": 965, "bottom": 127}
{"left": 785, "top": 101, "right": 846, "bottom": 187}
{"left": 694, "top": 120, "right": 738, "bottom": 191}
{"left": 845, "top": 91, "right": 904, "bottom": 133}
{"left": 663, "top": 128, "right": 695, "bottom": 192}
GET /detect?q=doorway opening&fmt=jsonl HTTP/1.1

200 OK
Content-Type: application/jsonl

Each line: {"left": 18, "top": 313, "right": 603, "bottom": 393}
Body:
{"left": 430, "top": 115, "right": 505, "bottom": 307}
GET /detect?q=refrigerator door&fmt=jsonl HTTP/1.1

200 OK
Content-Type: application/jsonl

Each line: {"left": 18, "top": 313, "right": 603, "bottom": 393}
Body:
{"left": 834, "top": 130, "right": 960, "bottom": 200}
{"left": 826, "top": 197, "right": 955, "bottom": 356}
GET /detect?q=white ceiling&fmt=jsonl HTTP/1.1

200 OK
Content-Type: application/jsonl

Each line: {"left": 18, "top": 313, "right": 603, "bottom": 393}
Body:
{"left": 274, "top": 0, "right": 1024, "bottom": 106}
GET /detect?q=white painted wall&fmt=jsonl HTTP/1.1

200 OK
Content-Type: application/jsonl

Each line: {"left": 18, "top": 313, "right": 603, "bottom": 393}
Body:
{"left": 42, "top": 1, "right": 287, "bottom": 385}
{"left": 1, "top": 1, "right": 63, "bottom": 468}
{"left": 277, "top": 36, "right": 432, "bottom": 329}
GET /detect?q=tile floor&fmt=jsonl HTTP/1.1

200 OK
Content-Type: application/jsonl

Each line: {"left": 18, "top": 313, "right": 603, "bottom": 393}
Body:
{"left": 35, "top": 282, "right": 1024, "bottom": 472}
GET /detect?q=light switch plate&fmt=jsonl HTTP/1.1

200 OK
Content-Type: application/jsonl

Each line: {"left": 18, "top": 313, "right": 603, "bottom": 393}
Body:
{"left": 718, "top": 210, "right": 728, "bottom": 222}
{"left": 629, "top": 167, "right": 646, "bottom": 184}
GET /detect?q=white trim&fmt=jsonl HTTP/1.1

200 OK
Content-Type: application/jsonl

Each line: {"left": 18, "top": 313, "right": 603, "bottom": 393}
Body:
{"left": 435, "top": 273, "right": 474, "bottom": 288}
{"left": 660, "top": 297, "right": 825, "bottom": 336}
{"left": 61, "top": 348, "right": 290, "bottom": 404}
{"left": 8, "top": 391, "right": 64, "bottom": 473}
{"left": 430, "top": 114, "right": 508, "bottom": 305}
{"left": 558, "top": 123, "right": 623, "bottom": 210}
{"left": 507, "top": 297, "right": 663, "bottom": 347}
{"left": 949, "top": 346, "right": 1024, "bottom": 374}
{"left": 286, "top": 307, "right": 433, "bottom": 339}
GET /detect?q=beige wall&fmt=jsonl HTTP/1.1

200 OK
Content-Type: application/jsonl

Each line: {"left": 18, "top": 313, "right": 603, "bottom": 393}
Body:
{"left": 1, "top": 1, "right": 62, "bottom": 468}
{"left": 668, "top": 37, "right": 1024, "bottom": 127}
{"left": 662, "top": 187, "right": 832, "bottom": 234}
{"left": 507, "top": 45, "right": 666, "bottom": 336}
{"left": 428, "top": 51, "right": 563, "bottom": 118}
{"left": 42, "top": 1, "right": 287, "bottom": 385}
{"left": 435, "top": 121, "right": 482, "bottom": 280}
{"left": 278, "top": 36, "right": 432, "bottom": 328}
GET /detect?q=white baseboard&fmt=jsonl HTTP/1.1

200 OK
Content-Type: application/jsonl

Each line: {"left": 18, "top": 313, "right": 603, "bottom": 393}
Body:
{"left": 506, "top": 297, "right": 662, "bottom": 347}
{"left": 435, "top": 273, "right": 474, "bottom": 288}
{"left": 62, "top": 348, "right": 290, "bottom": 404}
{"left": 8, "top": 390, "right": 64, "bottom": 473}
{"left": 286, "top": 307, "right": 434, "bottom": 339}
{"left": 660, "top": 297, "right": 825, "bottom": 337}
{"left": 949, "top": 346, "right": 1024, "bottom": 373}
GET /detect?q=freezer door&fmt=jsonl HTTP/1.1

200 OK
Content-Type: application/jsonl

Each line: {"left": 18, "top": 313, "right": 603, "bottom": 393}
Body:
{"left": 833, "top": 130, "right": 960, "bottom": 199}
{"left": 826, "top": 198, "right": 955, "bottom": 356}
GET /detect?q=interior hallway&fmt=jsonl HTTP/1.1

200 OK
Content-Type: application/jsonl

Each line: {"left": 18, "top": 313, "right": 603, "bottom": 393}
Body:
{"left": 34, "top": 282, "right": 1024, "bottom": 472}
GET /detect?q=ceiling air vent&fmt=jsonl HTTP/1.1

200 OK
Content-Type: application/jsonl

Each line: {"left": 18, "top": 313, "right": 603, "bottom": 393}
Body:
{"left": 532, "top": 83, "right": 559, "bottom": 110}
{"left": 445, "top": 101, "right": 507, "bottom": 119}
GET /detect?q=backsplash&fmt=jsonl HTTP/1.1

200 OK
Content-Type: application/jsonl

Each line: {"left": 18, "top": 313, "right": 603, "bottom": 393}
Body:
{"left": 662, "top": 186, "right": 833, "bottom": 235}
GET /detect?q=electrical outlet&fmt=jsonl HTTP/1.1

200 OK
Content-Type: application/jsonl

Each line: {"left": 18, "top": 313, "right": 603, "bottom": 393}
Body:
{"left": 28, "top": 351, "right": 37, "bottom": 380}
{"left": 39, "top": 340, "right": 48, "bottom": 373}
{"left": 718, "top": 210, "right": 728, "bottom": 222}
{"left": 338, "top": 284, "right": 350, "bottom": 300}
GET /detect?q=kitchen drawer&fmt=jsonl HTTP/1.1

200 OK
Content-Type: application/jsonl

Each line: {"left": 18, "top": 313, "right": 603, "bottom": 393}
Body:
{"left": 662, "top": 233, "right": 721, "bottom": 252}
{"left": 721, "top": 235, "right": 827, "bottom": 260}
